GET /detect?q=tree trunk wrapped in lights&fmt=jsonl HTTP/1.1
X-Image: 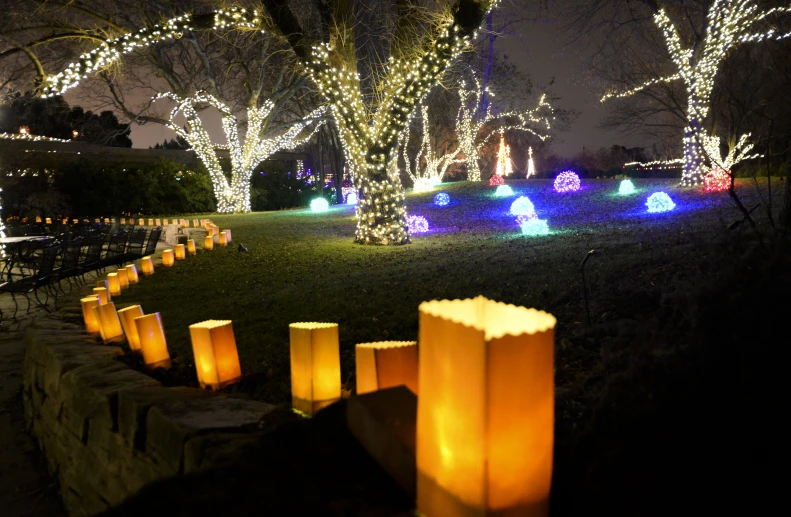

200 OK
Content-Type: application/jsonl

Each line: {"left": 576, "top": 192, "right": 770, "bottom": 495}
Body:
{"left": 258, "top": 0, "right": 503, "bottom": 244}
{"left": 402, "top": 104, "right": 459, "bottom": 187}
{"left": 601, "top": 0, "right": 791, "bottom": 186}
{"left": 456, "top": 73, "right": 552, "bottom": 181}
{"left": 153, "top": 92, "right": 324, "bottom": 213}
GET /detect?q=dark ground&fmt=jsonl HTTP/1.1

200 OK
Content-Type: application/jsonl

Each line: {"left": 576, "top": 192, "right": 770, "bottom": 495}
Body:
{"left": 99, "top": 233, "right": 788, "bottom": 517}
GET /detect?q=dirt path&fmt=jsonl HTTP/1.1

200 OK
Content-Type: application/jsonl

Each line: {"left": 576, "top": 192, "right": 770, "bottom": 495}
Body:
{"left": 0, "top": 299, "right": 65, "bottom": 516}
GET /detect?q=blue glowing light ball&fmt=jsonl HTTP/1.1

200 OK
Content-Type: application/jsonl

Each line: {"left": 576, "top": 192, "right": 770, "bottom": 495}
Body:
{"left": 619, "top": 179, "right": 636, "bottom": 195}
{"left": 345, "top": 191, "right": 358, "bottom": 205}
{"left": 554, "top": 170, "right": 581, "bottom": 193}
{"left": 310, "top": 198, "right": 329, "bottom": 213}
{"left": 520, "top": 218, "right": 550, "bottom": 236}
{"left": 494, "top": 185, "right": 514, "bottom": 197}
{"left": 646, "top": 192, "right": 675, "bottom": 213}
{"left": 406, "top": 215, "right": 429, "bottom": 233}
{"left": 510, "top": 195, "right": 536, "bottom": 216}
{"left": 434, "top": 192, "right": 450, "bottom": 206}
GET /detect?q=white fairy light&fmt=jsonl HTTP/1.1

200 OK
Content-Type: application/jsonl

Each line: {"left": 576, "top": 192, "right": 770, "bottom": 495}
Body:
{"left": 154, "top": 91, "right": 324, "bottom": 213}
{"left": 0, "top": 132, "right": 72, "bottom": 143}
{"left": 306, "top": 2, "right": 501, "bottom": 244}
{"left": 41, "top": 8, "right": 263, "bottom": 97}
{"left": 526, "top": 146, "right": 536, "bottom": 179}
{"left": 401, "top": 103, "right": 458, "bottom": 187}
{"left": 601, "top": 0, "right": 791, "bottom": 186}
{"left": 456, "top": 74, "right": 552, "bottom": 181}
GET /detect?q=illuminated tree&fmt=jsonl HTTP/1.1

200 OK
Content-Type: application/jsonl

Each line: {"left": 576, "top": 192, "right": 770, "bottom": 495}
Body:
{"left": 153, "top": 91, "right": 323, "bottom": 213}
{"left": 401, "top": 103, "right": 458, "bottom": 187}
{"left": 526, "top": 146, "right": 536, "bottom": 178}
{"left": 3, "top": 6, "right": 320, "bottom": 213}
{"left": 601, "top": 0, "right": 791, "bottom": 186}
{"left": 456, "top": 74, "right": 552, "bottom": 181}
{"left": 493, "top": 131, "right": 512, "bottom": 177}
{"left": 252, "top": 0, "right": 502, "bottom": 244}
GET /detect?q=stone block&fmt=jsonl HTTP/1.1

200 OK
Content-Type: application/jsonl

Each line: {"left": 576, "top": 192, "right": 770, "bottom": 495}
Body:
{"left": 118, "top": 386, "right": 219, "bottom": 452}
{"left": 183, "top": 432, "right": 263, "bottom": 473}
{"left": 59, "top": 360, "right": 159, "bottom": 445}
{"left": 146, "top": 397, "right": 276, "bottom": 473}
{"left": 40, "top": 344, "right": 125, "bottom": 396}
{"left": 347, "top": 386, "right": 417, "bottom": 498}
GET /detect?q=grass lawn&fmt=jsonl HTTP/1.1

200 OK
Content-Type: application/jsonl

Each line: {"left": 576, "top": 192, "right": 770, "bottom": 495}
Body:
{"left": 72, "top": 178, "right": 780, "bottom": 404}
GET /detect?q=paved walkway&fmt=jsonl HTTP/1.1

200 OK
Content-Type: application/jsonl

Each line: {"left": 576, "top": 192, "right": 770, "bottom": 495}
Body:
{"left": 1, "top": 292, "right": 69, "bottom": 516}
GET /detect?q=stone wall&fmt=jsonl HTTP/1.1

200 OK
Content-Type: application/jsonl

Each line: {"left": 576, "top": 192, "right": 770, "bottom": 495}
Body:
{"left": 22, "top": 311, "right": 276, "bottom": 516}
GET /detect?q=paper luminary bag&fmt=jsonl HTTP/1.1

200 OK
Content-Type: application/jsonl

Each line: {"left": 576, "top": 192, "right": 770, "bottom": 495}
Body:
{"left": 355, "top": 341, "right": 418, "bottom": 395}
{"left": 189, "top": 320, "right": 242, "bottom": 390}
{"left": 289, "top": 322, "right": 341, "bottom": 416}
{"left": 416, "top": 296, "right": 556, "bottom": 517}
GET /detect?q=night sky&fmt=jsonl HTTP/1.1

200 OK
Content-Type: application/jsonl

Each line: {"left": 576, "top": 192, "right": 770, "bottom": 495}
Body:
{"left": 109, "top": 5, "right": 651, "bottom": 158}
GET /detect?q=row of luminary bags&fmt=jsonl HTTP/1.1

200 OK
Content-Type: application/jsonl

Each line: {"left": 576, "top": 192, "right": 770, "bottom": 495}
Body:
{"left": 81, "top": 236, "right": 558, "bottom": 516}
{"left": 80, "top": 219, "right": 234, "bottom": 390}
{"left": 28, "top": 216, "right": 208, "bottom": 228}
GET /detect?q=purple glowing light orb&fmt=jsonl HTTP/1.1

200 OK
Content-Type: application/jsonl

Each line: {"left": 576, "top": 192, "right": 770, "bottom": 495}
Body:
{"left": 406, "top": 215, "right": 429, "bottom": 233}
{"left": 554, "top": 171, "right": 581, "bottom": 193}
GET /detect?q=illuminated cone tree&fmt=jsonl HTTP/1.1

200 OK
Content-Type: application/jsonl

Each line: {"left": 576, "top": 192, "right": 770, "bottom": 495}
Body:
{"left": 601, "top": 0, "right": 791, "bottom": 186}
{"left": 493, "top": 131, "right": 513, "bottom": 177}
{"left": 456, "top": 73, "right": 552, "bottom": 181}
{"left": 526, "top": 146, "right": 536, "bottom": 178}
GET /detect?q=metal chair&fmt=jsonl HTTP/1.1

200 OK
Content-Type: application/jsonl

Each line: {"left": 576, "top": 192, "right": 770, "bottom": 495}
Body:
{"left": 0, "top": 241, "right": 61, "bottom": 323}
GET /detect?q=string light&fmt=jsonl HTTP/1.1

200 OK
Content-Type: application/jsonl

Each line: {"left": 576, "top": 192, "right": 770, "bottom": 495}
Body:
{"left": 0, "top": 132, "right": 72, "bottom": 143}
{"left": 526, "top": 146, "right": 536, "bottom": 179}
{"left": 305, "top": 0, "right": 497, "bottom": 245}
{"left": 510, "top": 196, "right": 536, "bottom": 216}
{"left": 494, "top": 131, "right": 513, "bottom": 177}
{"left": 41, "top": 8, "right": 264, "bottom": 97}
{"left": 41, "top": 3, "right": 502, "bottom": 243}
{"left": 489, "top": 174, "right": 505, "bottom": 186}
{"left": 456, "top": 74, "right": 552, "bottom": 181}
{"left": 554, "top": 171, "right": 581, "bottom": 193}
{"left": 434, "top": 193, "right": 450, "bottom": 206}
{"left": 646, "top": 192, "right": 676, "bottom": 213}
{"left": 601, "top": 0, "right": 791, "bottom": 186}
{"left": 153, "top": 91, "right": 324, "bottom": 213}
{"left": 414, "top": 178, "right": 434, "bottom": 192}
{"left": 402, "top": 103, "right": 458, "bottom": 186}
{"left": 345, "top": 191, "right": 358, "bottom": 205}
{"left": 406, "top": 215, "right": 429, "bottom": 233}
{"left": 704, "top": 168, "right": 731, "bottom": 192}
{"left": 520, "top": 218, "right": 549, "bottom": 236}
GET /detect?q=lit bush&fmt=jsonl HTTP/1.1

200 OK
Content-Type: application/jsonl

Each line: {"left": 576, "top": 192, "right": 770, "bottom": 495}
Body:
{"left": 310, "top": 198, "right": 329, "bottom": 212}
{"left": 646, "top": 192, "right": 675, "bottom": 213}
